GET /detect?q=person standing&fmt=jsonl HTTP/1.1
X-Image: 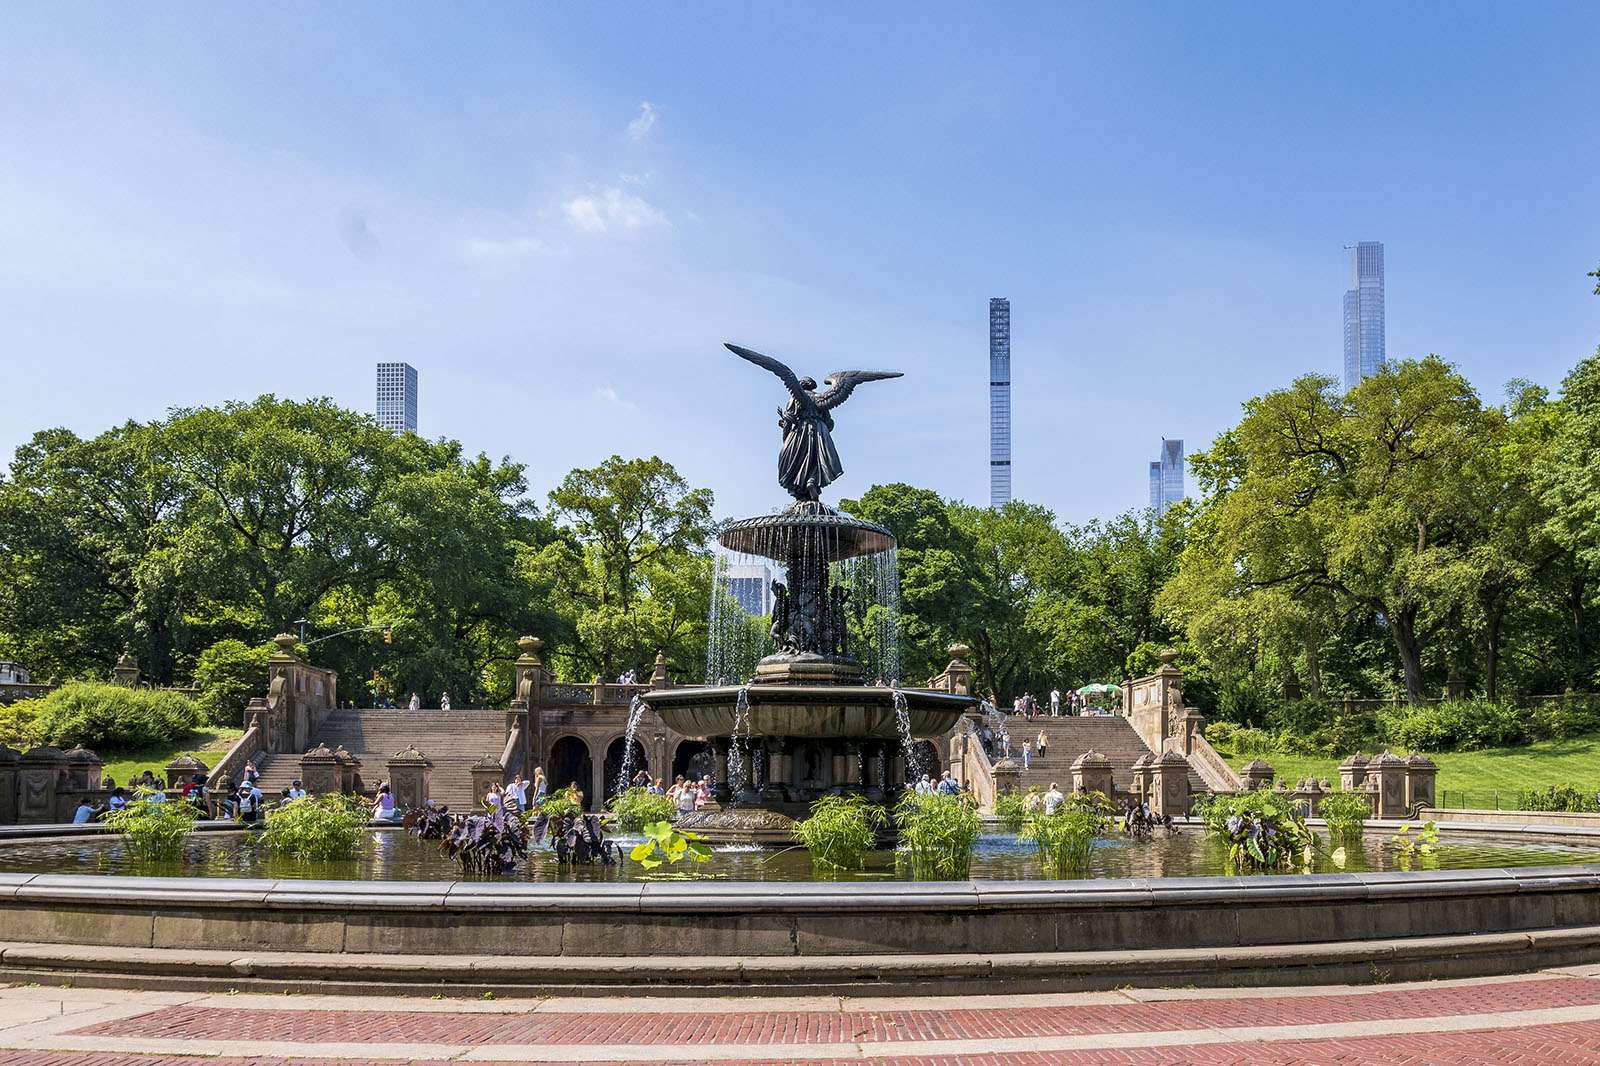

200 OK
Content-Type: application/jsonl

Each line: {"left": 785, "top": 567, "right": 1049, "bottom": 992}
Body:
{"left": 408, "top": 692, "right": 420, "bottom": 711}
{"left": 1036, "top": 728, "right": 1048, "bottom": 762}
{"left": 1050, "top": 688, "right": 1061, "bottom": 716}
{"left": 1022, "top": 740, "right": 1032, "bottom": 769}
{"left": 440, "top": 691, "right": 452, "bottom": 711}
{"left": 1042, "top": 782, "right": 1065, "bottom": 815}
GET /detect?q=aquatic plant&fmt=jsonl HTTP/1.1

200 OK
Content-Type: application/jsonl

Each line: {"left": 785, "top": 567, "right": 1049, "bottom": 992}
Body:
{"left": 895, "top": 790, "right": 981, "bottom": 880}
{"left": 992, "top": 787, "right": 1035, "bottom": 833}
{"left": 103, "top": 787, "right": 198, "bottom": 861}
{"left": 1317, "top": 791, "right": 1372, "bottom": 843}
{"left": 402, "top": 803, "right": 452, "bottom": 840}
{"left": 1020, "top": 792, "right": 1112, "bottom": 879}
{"left": 443, "top": 806, "right": 528, "bottom": 874}
{"left": 609, "top": 787, "right": 678, "bottom": 833}
{"left": 262, "top": 794, "right": 370, "bottom": 861}
{"left": 1196, "top": 791, "right": 1313, "bottom": 872}
{"left": 529, "top": 810, "right": 615, "bottom": 866}
{"left": 1388, "top": 820, "right": 1440, "bottom": 869}
{"left": 629, "top": 820, "right": 713, "bottom": 875}
{"left": 792, "top": 794, "right": 886, "bottom": 871}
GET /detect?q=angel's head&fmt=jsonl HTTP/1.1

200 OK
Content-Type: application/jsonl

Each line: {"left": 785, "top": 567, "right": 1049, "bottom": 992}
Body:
{"left": 798, "top": 376, "right": 817, "bottom": 391}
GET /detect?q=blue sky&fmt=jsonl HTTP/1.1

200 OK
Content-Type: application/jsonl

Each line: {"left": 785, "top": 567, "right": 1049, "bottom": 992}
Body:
{"left": 3, "top": 4, "right": 1598, "bottom": 526}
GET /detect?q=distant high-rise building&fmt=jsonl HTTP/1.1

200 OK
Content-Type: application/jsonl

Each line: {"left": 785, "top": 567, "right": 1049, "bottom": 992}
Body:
{"left": 376, "top": 362, "right": 418, "bottom": 434}
{"left": 725, "top": 563, "right": 775, "bottom": 616}
{"left": 1148, "top": 439, "right": 1184, "bottom": 514}
{"left": 1342, "top": 241, "right": 1386, "bottom": 391}
{"left": 989, "top": 298, "right": 1011, "bottom": 508}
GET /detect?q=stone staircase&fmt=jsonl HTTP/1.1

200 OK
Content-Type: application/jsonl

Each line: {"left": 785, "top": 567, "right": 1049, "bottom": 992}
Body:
{"left": 251, "top": 708, "right": 508, "bottom": 810}
{"left": 994, "top": 715, "right": 1206, "bottom": 794}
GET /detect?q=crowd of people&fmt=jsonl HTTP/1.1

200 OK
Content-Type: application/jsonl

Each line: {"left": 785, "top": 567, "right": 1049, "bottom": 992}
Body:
{"left": 1004, "top": 688, "right": 1122, "bottom": 719}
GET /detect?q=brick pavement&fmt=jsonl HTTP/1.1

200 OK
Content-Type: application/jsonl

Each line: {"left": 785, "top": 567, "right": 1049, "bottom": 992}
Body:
{"left": 3, "top": 968, "right": 1600, "bottom": 1065}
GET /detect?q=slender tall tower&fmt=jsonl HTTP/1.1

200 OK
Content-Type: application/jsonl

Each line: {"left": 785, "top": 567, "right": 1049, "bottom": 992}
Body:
{"left": 989, "top": 298, "right": 1011, "bottom": 508}
{"left": 376, "top": 362, "right": 418, "bottom": 434}
{"left": 1342, "top": 241, "right": 1386, "bottom": 391}
{"left": 1148, "top": 438, "right": 1184, "bottom": 514}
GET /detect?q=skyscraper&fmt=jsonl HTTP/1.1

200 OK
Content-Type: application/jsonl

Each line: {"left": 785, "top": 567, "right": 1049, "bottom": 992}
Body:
{"left": 1342, "top": 241, "right": 1386, "bottom": 392}
{"left": 989, "top": 298, "right": 1011, "bottom": 508}
{"left": 376, "top": 362, "right": 418, "bottom": 434}
{"left": 1148, "top": 439, "right": 1184, "bottom": 514}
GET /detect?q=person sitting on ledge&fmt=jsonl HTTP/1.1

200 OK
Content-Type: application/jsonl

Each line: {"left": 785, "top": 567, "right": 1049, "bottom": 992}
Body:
{"left": 106, "top": 787, "right": 128, "bottom": 813}
{"left": 236, "top": 780, "right": 263, "bottom": 825}
{"left": 372, "top": 784, "right": 401, "bottom": 822}
{"left": 287, "top": 780, "right": 307, "bottom": 801}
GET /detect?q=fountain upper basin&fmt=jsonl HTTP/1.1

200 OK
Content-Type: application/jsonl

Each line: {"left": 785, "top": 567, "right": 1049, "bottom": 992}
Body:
{"left": 642, "top": 685, "right": 974, "bottom": 740}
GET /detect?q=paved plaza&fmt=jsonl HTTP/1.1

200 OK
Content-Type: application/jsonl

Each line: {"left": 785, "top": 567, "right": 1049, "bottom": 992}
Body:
{"left": 4, "top": 967, "right": 1600, "bottom": 1065}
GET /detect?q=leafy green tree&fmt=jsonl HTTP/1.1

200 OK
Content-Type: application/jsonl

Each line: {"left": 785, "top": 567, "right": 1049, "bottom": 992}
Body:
{"left": 545, "top": 456, "right": 714, "bottom": 679}
{"left": 192, "top": 638, "right": 273, "bottom": 726}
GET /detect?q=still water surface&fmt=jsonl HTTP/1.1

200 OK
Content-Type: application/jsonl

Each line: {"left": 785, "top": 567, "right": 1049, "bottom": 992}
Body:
{"left": 1, "top": 828, "right": 1596, "bottom": 882}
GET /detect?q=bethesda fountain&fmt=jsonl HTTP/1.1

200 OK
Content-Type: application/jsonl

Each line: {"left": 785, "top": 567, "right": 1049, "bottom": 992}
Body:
{"left": 641, "top": 344, "right": 977, "bottom": 841}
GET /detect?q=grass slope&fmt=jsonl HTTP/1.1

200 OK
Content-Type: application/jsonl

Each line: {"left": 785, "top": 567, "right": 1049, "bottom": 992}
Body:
{"left": 97, "top": 728, "right": 245, "bottom": 787}
{"left": 1217, "top": 731, "right": 1600, "bottom": 809}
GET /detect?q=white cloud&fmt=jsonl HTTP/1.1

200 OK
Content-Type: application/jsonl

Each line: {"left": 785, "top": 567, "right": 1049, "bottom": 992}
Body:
{"left": 563, "top": 188, "right": 665, "bottom": 233}
{"left": 627, "top": 101, "right": 657, "bottom": 140}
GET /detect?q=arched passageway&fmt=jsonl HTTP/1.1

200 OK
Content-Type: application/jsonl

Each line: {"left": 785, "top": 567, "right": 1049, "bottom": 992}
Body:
{"left": 602, "top": 737, "right": 649, "bottom": 803}
{"left": 672, "top": 739, "right": 713, "bottom": 783}
{"left": 548, "top": 736, "right": 593, "bottom": 809}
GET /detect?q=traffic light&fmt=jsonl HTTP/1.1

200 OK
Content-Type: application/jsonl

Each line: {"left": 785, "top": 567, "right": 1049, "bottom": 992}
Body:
{"left": 383, "top": 629, "right": 392, "bottom": 643}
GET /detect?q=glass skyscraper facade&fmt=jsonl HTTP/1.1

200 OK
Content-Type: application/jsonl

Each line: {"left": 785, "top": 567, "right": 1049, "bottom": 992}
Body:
{"left": 989, "top": 298, "right": 1011, "bottom": 508}
{"left": 1342, "top": 241, "right": 1386, "bottom": 392}
{"left": 1148, "top": 438, "right": 1184, "bottom": 514}
{"left": 376, "top": 362, "right": 418, "bottom": 434}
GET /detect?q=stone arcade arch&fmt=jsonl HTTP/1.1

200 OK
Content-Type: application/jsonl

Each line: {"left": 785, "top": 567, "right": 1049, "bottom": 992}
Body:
{"left": 547, "top": 736, "right": 594, "bottom": 809}
{"left": 601, "top": 736, "right": 649, "bottom": 804}
{"left": 671, "top": 739, "right": 713, "bottom": 784}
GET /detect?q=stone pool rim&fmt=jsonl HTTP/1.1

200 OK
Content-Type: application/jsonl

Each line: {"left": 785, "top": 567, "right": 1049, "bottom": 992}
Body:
{"left": 2, "top": 818, "right": 1600, "bottom": 995}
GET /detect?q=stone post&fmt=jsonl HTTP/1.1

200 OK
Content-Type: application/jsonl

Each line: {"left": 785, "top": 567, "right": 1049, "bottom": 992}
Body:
{"left": 466, "top": 756, "right": 503, "bottom": 810}
{"left": 0, "top": 743, "right": 19, "bottom": 824}
{"left": 208, "top": 774, "right": 235, "bottom": 819}
{"left": 332, "top": 746, "right": 361, "bottom": 793}
{"left": 990, "top": 757, "right": 1023, "bottom": 808}
{"left": 387, "top": 746, "right": 434, "bottom": 811}
{"left": 165, "top": 754, "right": 209, "bottom": 790}
{"left": 1176, "top": 707, "right": 1206, "bottom": 755}
{"left": 1281, "top": 667, "right": 1302, "bottom": 702}
{"left": 710, "top": 739, "right": 732, "bottom": 804}
{"left": 1295, "top": 777, "right": 1325, "bottom": 818}
{"left": 297, "top": 744, "right": 342, "bottom": 797}
{"left": 61, "top": 746, "right": 102, "bottom": 791}
{"left": 761, "top": 737, "right": 788, "bottom": 802}
{"left": 1129, "top": 752, "right": 1155, "bottom": 805}
{"left": 511, "top": 636, "right": 544, "bottom": 708}
{"left": 1151, "top": 751, "right": 1192, "bottom": 817}
{"left": 1445, "top": 670, "right": 1467, "bottom": 700}
{"left": 943, "top": 644, "right": 973, "bottom": 696}
{"left": 112, "top": 649, "right": 140, "bottom": 687}
{"left": 840, "top": 742, "right": 862, "bottom": 787}
{"left": 1070, "top": 750, "right": 1114, "bottom": 799}
{"left": 1370, "top": 752, "right": 1409, "bottom": 818}
{"left": 650, "top": 650, "right": 670, "bottom": 688}
{"left": 1339, "top": 753, "right": 1371, "bottom": 792}
{"left": 1403, "top": 753, "right": 1438, "bottom": 811}
{"left": 17, "top": 746, "right": 66, "bottom": 824}
{"left": 1239, "top": 758, "right": 1275, "bottom": 792}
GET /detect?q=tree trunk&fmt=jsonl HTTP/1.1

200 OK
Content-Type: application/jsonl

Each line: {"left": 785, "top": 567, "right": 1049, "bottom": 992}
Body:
{"left": 1303, "top": 618, "right": 1321, "bottom": 699}
{"left": 1483, "top": 603, "right": 1503, "bottom": 702}
{"left": 1388, "top": 606, "right": 1428, "bottom": 701}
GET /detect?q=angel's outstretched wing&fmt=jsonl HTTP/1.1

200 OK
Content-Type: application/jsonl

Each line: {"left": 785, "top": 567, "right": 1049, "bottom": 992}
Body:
{"left": 726, "top": 344, "right": 810, "bottom": 407}
{"left": 816, "top": 370, "right": 904, "bottom": 411}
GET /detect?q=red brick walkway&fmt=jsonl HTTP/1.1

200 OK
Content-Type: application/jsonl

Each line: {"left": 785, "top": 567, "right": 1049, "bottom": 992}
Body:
{"left": 4, "top": 969, "right": 1600, "bottom": 1065}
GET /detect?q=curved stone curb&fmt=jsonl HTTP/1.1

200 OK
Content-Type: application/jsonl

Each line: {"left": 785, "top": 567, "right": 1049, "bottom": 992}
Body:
{"left": 4, "top": 925, "right": 1600, "bottom": 996}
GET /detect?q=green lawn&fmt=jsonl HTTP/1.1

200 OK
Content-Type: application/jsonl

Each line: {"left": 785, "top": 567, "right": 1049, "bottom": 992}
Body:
{"left": 97, "top": 727, "right": 245, "bottom": 787}
{"left": 1216, "top": 731, "right": 1600, "bottom": 810}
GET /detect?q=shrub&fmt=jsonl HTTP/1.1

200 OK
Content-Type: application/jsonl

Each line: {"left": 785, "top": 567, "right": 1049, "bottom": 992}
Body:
{"left": 0, "top": 697, "right": 44, "bottom": 747}
{"left": 1196, "top": 791, "right": 1313, "bottom": 871}
{"left": 1377, "top": 699, "right": 1525, "bottom": 752}
{"left": 103, "top": 787, "right": 199, "bottom": 860}
{"left": 792, "top": 794, "right": 886, "bottom": 871}
{"left": 1528, "top": 699, "right": 1600, "bottom": 741}
{"left": 263, "top": 794, "right": 371, "bottom": 861}
{"left": 1518, "top": 785, "right": 1600, "bottom": 813}
{"left": 608, "top": 787, "right": 678, "bottom": 832}
{"left": 1317, "top": 791, "right": 1372, "bottom": 841}
{"left": 895, "top": 791, "right": 981, "bottom": 880}
{"left": 32, "top": 682, "right": 200, "bottom": 749}
{"left": 193, "top": 639, "right": 272, "bottom": 726}
{"left": 1020, "top": 792, "right": 1112, "bottom": 878}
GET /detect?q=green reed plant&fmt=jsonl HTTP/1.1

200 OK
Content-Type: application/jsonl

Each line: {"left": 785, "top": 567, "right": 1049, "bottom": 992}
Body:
{"left": 992, "top": 787, "right": 1033, "bottom": 833}
{"left": 263, "top": 794, "right": 371, "bottom": 861}
{"left": 608, "top": 787, "right": 679, "bottom": 832}
{"left": 1020, "top": 792, "right": 1112, "bottom": 878}
{"left": 1317, "top": 791, "right": 1372, "bottom": 843}
{"left": 895, "top": 791, "right": 981, "bottom": 881}
{"left": 539, "top": 793, "right": 583, "bottom": 819}
{"left": 792, "top": 794, "right": 886, "bottom": 872}
{"left": 103, "top": 787, "right": 199, "bottom": 861}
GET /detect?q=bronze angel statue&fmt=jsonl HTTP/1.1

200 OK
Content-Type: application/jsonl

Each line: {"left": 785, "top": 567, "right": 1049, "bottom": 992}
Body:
{"left": 727, "top": 343, "right": 903, "bottom": 502}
